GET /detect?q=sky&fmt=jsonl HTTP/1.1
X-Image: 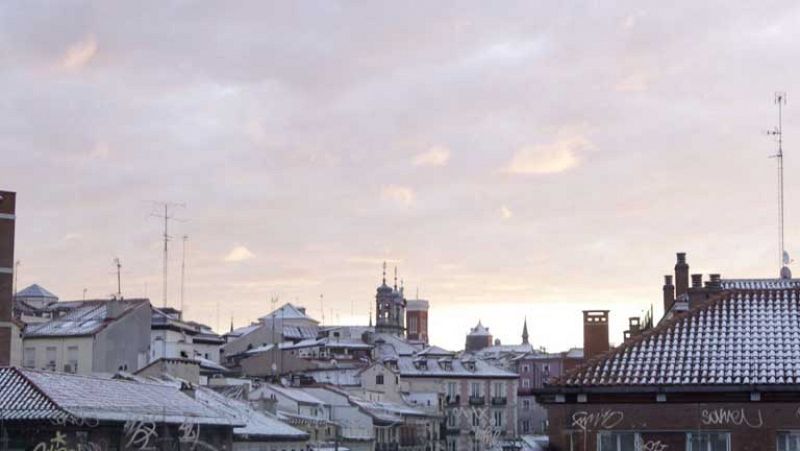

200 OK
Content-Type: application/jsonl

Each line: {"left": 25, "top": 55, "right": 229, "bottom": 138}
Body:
{"left": 4, "top": 1, "right": 800, "bottom": 352}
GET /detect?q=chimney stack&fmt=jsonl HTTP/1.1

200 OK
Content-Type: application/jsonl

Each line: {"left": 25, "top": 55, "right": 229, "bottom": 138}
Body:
{"left": 663, "top": 275, "right": 675, "bottom": 314}
{"left": 706, "top": 274, "right": 722, "bottom": 290}
{"left": 691, "top": 274, "right": 703, "bottom": 288}
{"left": 583, "top": 310, "right": 610, "bottom": 360}
{"left": 0, "top": 191, "right": 16, "bottom": 366}
{"left": 674, "top": 253, "right": 689, "bottom": 300}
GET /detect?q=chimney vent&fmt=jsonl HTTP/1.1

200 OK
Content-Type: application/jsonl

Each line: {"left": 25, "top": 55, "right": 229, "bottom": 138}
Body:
{"left": 691, "top": 274, "right": 703, "bottom": 288}
{"left": 663, "top": 275, "right": 675, "bottom": 314}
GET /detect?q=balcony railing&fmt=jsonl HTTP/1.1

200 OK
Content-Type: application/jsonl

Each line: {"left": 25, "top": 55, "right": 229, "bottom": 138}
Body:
{"left": 468, "top": 396, "right": 485, "bottom": 406}
{"left": 491, "top": 396, "right": 507, "bottom": 406}
{"left": 445, "top": 395, "right": 460, "bottom": 406}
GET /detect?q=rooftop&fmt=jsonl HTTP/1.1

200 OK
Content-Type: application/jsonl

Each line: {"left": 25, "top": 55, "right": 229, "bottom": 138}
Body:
{"left": 553, "top": 285, "right": 800, "bottom": 388}
{"left": 15, "top": 283, "right": 58, "bottom": 300}
{"left": 25, "top": 299, "right": 149, "bottom": 338}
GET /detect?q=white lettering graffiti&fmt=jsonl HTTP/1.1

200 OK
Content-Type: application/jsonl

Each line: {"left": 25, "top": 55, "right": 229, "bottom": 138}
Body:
{"left": 701, "top": 408, "right": 763, "bottom": 429}
{"left": 571, "top": 409, "right": 624, "bottom": 431}
{"left": 640, "top": 440, "right": 668, "bottom": 451}
{"left": 49, "top": 413, "right": 99, "bottom": 428}
{"left": 123, "top": 419, "right": 158, "bottom": 450}
{"left": 451, "top": 406, "right": 503, "bottom": 448}
{"left": 32, "top": 431, "right": 103, "bottom": 451}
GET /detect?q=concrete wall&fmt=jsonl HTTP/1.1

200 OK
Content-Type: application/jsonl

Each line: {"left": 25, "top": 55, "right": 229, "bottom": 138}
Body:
{"left": 22, "top": 336, "right": 94, "bottom": 374}
{"left": 94, "top": 301, "right": 152, "bottom": 373}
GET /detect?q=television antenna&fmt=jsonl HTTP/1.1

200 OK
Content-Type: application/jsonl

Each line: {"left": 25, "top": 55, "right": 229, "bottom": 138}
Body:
{"left": 149, "top": 201, "right": 185, "bottom": 307}
{"left": 767, "top": 92, "right": 791, "bottom": 278}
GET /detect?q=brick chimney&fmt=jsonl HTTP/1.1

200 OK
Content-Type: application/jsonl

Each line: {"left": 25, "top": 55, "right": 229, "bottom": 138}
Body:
{"left": 689, "top": 273, "right": 707, "bottom": 306}
{"left": 674, "top": 253, "right": 689, "bottom": 301}
{"left": 583, "top": 310, "right": 610, "bottom": 360}
{"left": 662, "top": 275, "right": 675, "bottom": 314}
{"left": 0, "top": 191, "right": 16, "bottom": 366}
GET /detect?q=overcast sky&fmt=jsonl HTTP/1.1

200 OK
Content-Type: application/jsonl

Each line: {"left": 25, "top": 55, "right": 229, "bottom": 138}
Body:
{"left": 4, "top": 1, "right": 800, "bottom": 351}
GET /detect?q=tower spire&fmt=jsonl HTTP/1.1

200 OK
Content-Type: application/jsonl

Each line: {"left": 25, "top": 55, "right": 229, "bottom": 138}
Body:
{"left": 382, "top": 261, "right": 387, "bottom": 285}
{"left": 522, "top": 316, "right": 530, "bottom": 345}
{"left": 393, "top": 266, "right": 398, "bottom": 290}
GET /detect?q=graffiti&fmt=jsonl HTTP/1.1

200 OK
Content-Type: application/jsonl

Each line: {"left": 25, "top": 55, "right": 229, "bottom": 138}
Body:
{"left": 451, "top": 406, "right": 503, "bottom": 448}
{"left": 701, "top": 408, "right": 763, "bottom": 428}
{"left": 179, "top": 421, "right": 200, "bottom": 447}
{"left": 32, "top": 431, "right": 103, "bottom": 451}
{"left": 571, "top": 409, "right": 624, "bottom": 431}
{"left": 640, "top": 440, "right": 668, "bottom": 451}
{"left": 123, "top": 419, "right": 158, "bottom": 450}
{"left": 49, "top": 413, "right": 99, "bottom": 428}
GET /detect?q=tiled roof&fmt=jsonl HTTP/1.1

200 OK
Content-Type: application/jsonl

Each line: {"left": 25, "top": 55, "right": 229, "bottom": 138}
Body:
{"left": 194, "top": 388, "right": 308, "bottom": 441}
{"left": 721, "top": 279, "right": 800, "bottom": 290}
{"left": 0, "top": 368, "right": 66, "bottom": 420}
{"left": 397, "top": 356, "right": 518, "bottom": 379}
{"left": 1, "top": 368, "right": 237, "bottom": 425}
{"left": 25, "top": 299, "right": 148, "bottom": 338}
{"left": 554, "top": 287, "right": 800, "bottom": 387}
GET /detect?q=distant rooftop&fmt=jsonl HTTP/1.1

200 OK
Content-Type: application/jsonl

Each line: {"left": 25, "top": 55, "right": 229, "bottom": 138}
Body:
{"left": 259, "top": 303, "right": 319, "bottom": 324}
{"left": 16, "top": 283, "right": 58, "bottom": 299}
{"left": 468, "top": 320, "right": 491, "bottom": 336}
{"left": 25, "top": 299, "right": 149, "bottom": 338}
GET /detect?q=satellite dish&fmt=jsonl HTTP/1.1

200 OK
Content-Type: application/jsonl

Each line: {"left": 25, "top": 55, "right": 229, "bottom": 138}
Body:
{"left": 784, "top": 251, "right": 792, "bottom": 265}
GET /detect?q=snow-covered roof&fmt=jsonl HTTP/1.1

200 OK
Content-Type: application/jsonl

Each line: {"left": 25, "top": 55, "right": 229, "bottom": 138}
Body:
{"left": 555, "top": 287, "right": 800, "bottom": 387}
{"left": 0, "top": 367, "right": 66, "bottom": 420}
{"left": 303, "top": 368, "right": 361, "bottom": 386}
{"left": 16, "top": 283, "right": 58, "bottom": 300}
{"left": 721, "top": 278, "right": 800, "bottom": 290}
{"left": 373, "top": 333, "right": 420, "bottom": 356}
{"left": 256, "top": 385, "right": 325, "bottom": 405}
{"left": 468, "top": 320, "right": 491, "bottom": 336}
{"left": 259, "top": 303, "right": 319, "bottom": 324}
{"left": 416, "top": 345, "right": 455, "bottom": 357}
{"left": 475, "top": 343, "right": 534, "bottom": 357}
{"left": 25, "top": 299, "right": 148, "bottom": 338}
{"left": 194, "top": 388, "right": 308, "bottom": 441}
{"left": 350, "top": 397, "right": 429, "bottom": 424}
{"left": 1, "top": 368, "right": 237, "bottom": 425}
{"left": 397, "top": 356, "right": 518, "bottom": 379}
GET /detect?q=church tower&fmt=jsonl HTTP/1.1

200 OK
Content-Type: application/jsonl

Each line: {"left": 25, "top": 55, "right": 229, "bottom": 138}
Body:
{"left": 375, "top": 263, "right": 406, "bottom": 336}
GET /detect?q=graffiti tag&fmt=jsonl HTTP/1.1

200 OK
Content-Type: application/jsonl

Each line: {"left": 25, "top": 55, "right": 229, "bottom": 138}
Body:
{"left": 640, "top": 440, "right": 668, "bottom": 451}
{"left": 123, "top": 419, "right": 158, "bottom": 450}
{"left": 701, "top": 408, "right": 763, "bottom": 429}
{"left": 571, "top": 409, "right": 624, "bottom": 431}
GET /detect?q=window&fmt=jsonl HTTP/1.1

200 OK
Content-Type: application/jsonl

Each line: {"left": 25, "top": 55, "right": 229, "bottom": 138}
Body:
{"left": 521, "top": 419, "right": 530, "bottom": 433}
{"left": 522, "top": 399, "right": 531, "bottom": 411}
{"left": 493, "top": 410, "right": 503, "bottom": 428}
{"left": 24, "top": 347, "right": 35, "bottom": 368}
{"left": 66, "top": 346, "right": 79, "bottom": 373}
{"left": 522, "top": 379, "right": 531, "bottom": 389}
{"left": 447, "top": 411, "right": 456, "bottom": 427}
{"left": 778, "top": 432, "right": 800, "bottom": 451}
{"left": 521, "top": 364, "right": 530, "bottom": 373}
{"left": 408, "top": 317, "right": 417, "bottom": 333}
{"left": 446, "top": 381, "right": 457, "bottom": 398}
{"left": 687, "top": 432, "right": 730, "bottom": 451}
{"left": 45, "top": 347, "right": 57, "bottom": 371}
{"left": 376, "top": 374, "right": 384, "bottom": 385}
{"left": 492, "top": 381, "right": 504, "bottom": 398}
{"left": 598, "top": 432, "right": 637, "bottom": 451}
{"left": 472, "top": 411, "right": 480, "bottom": 427}
{"left": 470, "top": 382, "right": 481, "bottom": 397}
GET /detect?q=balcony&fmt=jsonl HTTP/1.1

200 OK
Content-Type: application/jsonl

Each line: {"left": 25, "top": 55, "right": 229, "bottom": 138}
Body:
{"left": 491, "top": 396, "right": 507, "bottom": 406}
{"left": 445, "top": 395, "right": 460, "bottom": 406}
{"left": 468, "top": 396, "right": 485, "bottom": 406}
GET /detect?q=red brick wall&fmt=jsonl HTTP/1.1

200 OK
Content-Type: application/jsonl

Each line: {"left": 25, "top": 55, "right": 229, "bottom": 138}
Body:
{"left": 546, "top": 401, "right": 797, "bottom": 451}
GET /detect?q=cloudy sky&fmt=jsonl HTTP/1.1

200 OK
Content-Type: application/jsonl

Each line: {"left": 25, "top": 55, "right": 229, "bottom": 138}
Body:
{"left": 4, "top": 1, "right": 800, "bottom": 351}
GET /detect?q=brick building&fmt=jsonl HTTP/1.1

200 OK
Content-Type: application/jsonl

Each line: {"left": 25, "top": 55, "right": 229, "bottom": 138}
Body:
{"left": 0, "top": 190, "right": 21, "bottom": 367}
{"left": 537, "top": 253, "right": 800, "bottom": 451}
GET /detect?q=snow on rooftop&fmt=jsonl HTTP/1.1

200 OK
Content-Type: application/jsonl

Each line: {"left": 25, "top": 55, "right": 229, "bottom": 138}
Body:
{"left": 15, "top": 283, "right": 58, "bottom": 299}
{"left": 468, "top": 320, "right": 491, "bottom": 336}
{"left": 25, "top": 299, "right": 148, "bottom": 338}
{"left": 259, "top": 303, "right": 319, "bottom": 324}
{"left": 194, "top": 388, "right": 307, "bottom": 440}
{"left": 555, "top": 287, "right": 800, "bottom": 387}
{"left": 4, "top": 368, "right": 236, "bottom": 425}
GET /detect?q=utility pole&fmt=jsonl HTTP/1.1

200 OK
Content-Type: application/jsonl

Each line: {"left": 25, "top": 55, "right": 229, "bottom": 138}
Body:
{"left": 150, "top": 201, "right": 185, "bottom": 308}
{"left": 180, "top": 235, "right": 188, "bottom": 318}
{"left": 114, "top": 258, "right": 122, "bottom": 299}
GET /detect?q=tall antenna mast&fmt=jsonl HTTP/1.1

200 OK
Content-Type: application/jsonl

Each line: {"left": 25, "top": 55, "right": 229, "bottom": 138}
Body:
{"left": 114, "top": 257, "right": 122, "bottom": 299}
{"left": 768, "top": 92, "right": 790, "bottom": 277}
{"left": 150, "top": 201, "right": 185, "bottom": 308}
{"left": 320, "top": 293, "right": 325, "bottom": 325}
{"left": 180, "top": 235, "right": 188, "bottom": 317}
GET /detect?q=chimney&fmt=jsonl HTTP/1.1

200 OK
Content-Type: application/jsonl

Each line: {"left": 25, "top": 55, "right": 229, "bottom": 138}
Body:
{"left": 674, "top": 253, "right": 689, "bottom": 300}
{"left": 691, "top": 274, "right": 703, "bottom": 288}
{"left": 689, "top": 274, "right": 707, "bottom": 307}
{"left": 583, "top": 310, "right": 610, "bottom": 360}
{"left": 663, "top": 275, "right": 675, "bottom": 314}
{"left": 0, "top": 191, "right": 16, "bottom": 366}
{"left": 705, "top": 274, "right": 722, "bottom": 290}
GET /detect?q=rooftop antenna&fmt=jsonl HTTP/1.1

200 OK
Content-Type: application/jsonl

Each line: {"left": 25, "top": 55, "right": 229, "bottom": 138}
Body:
{"left": 768, "top": 92, "right": 791, "bottom": 278}
{"left": 180, "top": 235, "right": 188, "bottom": 317}
{"left": 12, "top": 260, "right": 19, "bottom": 298}
{"left": 320, "top": 293, "right": 325, "bottom": 325}
{"left": 114, "top": 257, "right": 122, "bottom": 299}
{"left": 149, "top": 201, "right": 185, "bottom": 308}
